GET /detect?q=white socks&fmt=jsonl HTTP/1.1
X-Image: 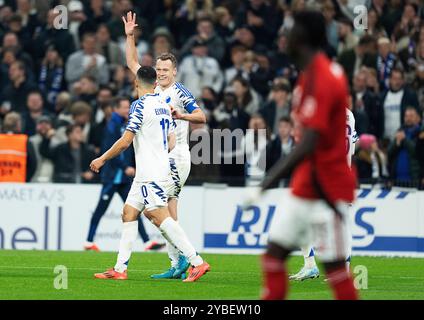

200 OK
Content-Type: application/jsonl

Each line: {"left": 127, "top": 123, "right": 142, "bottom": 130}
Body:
{"left": 167, "top": 240, "right": 180, "bottom": 268}
{"left": 301, "top": 246, "right": 317, "bottom": 269}
{"left": 159, "top": 217, "right": 203, "bottom": 267}
{"left": 114, "top": 221, "right": 138, "bottom": 273}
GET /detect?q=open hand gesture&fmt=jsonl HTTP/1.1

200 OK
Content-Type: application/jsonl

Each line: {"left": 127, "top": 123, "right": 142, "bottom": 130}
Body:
{"left": 122, "top": 11, "right": 138, "bottom": 36}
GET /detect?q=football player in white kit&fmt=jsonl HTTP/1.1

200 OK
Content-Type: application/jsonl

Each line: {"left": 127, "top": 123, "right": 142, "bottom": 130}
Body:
{"left": 122, "top": 12, "right": 207, "bottom": 280}
{"left": 289, "top": 107, "right": 358, "bottom": 281}
{"left": 90, "top": 64, "right": 210, "bottom": 282}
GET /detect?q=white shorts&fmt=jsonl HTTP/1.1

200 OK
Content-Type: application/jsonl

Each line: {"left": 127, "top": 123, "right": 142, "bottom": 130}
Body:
{"left": 268, "top": 194, "right": 351, "bottom": 263}
{"left": 125, "top": 180, "right": 168, "bottom": 212}
{"left": 166, "top": 156, "right": 191, "bottom": 199}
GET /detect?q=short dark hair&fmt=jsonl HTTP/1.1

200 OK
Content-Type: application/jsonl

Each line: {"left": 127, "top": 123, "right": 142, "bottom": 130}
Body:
{"left": 136, "top": 66, "right": 157, "bottom": 86}
{"left": 293, "top": 10, "right": 327, "bottom": 49}
{"left": 390, "top": 68, "right": 404, "bottom": 78}
{"left": 279, "top": 116, "right": 292, "bottom": 125}
{"left": 65, "top": 124, "right": 81, "bottom": 136}
{"left": 114, "top": 96, "right": 131, "bottom": 109}
{"left": 156, "top": 52, "right": 178, "bottom": 67}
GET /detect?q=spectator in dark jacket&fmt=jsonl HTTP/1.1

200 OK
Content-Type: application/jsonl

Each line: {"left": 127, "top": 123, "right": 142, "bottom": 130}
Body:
{"left": 39, "top": 123, "right": 97, "bottom": 183}
{"left": 388, "top": 107, "right": 422, "bottom": 183}
{"left": 380, "top": 68, "right": 420, "bottom": 140}
{"left": 22, "top": 90, "right": 52, "bottom": 137}
{"left": 352, "top": 70, "right": 384, "bottom": 139}
{"left": 259, "top": 81, "right": 291, "bottom": 136}
{"left": 0, "top": 60, "right": 37, "bottom": 114}
{"left": 262, "top": 116, "right": 294, "bottom": 187}
{"left": 38, "top": 44, "right": 64, "bottom": 112}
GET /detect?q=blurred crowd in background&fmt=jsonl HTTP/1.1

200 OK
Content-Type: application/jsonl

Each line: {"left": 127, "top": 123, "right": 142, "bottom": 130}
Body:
{"left": 0, "top": 0, "right": 423, "bottom": 188}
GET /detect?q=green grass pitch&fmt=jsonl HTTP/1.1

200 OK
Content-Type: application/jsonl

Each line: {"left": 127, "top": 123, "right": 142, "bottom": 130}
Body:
{"left": 0, "top": 250, "right": 423, "bottom": 300}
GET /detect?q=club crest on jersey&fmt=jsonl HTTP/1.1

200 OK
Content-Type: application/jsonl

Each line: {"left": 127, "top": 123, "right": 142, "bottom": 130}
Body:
{"left": 301, "top": 96, "right": 317, "bottom": 118}
{"left": 165, "top": 96, "right": 171, "bottom": 103}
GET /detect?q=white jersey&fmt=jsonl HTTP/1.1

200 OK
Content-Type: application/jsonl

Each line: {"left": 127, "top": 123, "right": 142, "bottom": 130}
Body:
{"left": 126, "top": 93, "right": 175, "bottom": 182}
{"left": 346, "top": 108, "right": 358, "bottom": 167}
{"left": 155, "top": 82, "right": 200, "bottom": 159}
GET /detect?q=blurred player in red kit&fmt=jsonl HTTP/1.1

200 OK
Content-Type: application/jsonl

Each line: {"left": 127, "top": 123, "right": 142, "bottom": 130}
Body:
{"left": 258, "top": 10, "right": 358, "bottom": 300}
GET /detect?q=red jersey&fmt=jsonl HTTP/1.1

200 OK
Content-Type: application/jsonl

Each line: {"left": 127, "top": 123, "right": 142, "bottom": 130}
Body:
{"left": 290, "top": 53, "right": 356, "bottom": 203}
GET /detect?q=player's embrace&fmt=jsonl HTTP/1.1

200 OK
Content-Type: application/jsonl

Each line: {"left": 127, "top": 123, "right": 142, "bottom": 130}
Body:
{"left": 122, "top": 11, "right": 207, "bottom": 280}
{"left": 90, "top": 64, "right": 209, "bottom": 282}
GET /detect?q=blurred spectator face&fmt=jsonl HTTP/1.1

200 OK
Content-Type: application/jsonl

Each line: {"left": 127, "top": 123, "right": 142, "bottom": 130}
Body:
{"left": 197, "top": 19, "right": 213, "bottom": 38}
{"left": 215, "top": 7, "right": 232, "bottom": 27}
{"left": 97, "top": 88, "right": 112, "bottom": 105}
{"left": 403, "top": 4, "right": 416, "bottom": 21}
{"left": 119, "top": 0, "right": 133, "bottom": 14}
{"left": 82, "top": 35, "right": 97, "bottom": 55}
{"left": 232, "top": 79, "right": 248, "bottom": 98}
{"left": 378, "top": 40, "right": 390, "bottom": 58}
{"left": 243, "top": 51, "right": 256, "bottom": 72}
{"left": 155, "top": 58, "right": 177, "bottom": 88}
{"left": 323, "top": 2, "right": 335, "bottom": 21}
{"left": 368, "top": 9, "right": 378, "bottom": 28}
{"left": 256, "top": 54, "right": 269, "bottom": 70}
{"left": 91, "top": 0, "right": 103, "bottom": 11}
{"left": 9, "top": 16, "right": 23, "bottom": 33}
{"left": 278, "top": 119, "right": 292, "bottom": 140}
{"left": 153, "top": 36, "right": 171, "bottom": 56}
{"left": 277, "top": 33, "right": 287, "bottom": 52}
{"left": 47, "top": 9, "right": 59, "bottom": 27}
{"left": 96, "top": 25, "right": 110, "bottom": 44}
{"left": 8, "top": 61, "right": 24, "bottom": 81}
{"left": 80, "top": 77, "right": 97, "bottom": 93}
{"left": 192, "top": 44, "right": 208, "bottom": 57}
{"left": 46, "top": 48, "right": 59, "bottom": 63}
{"left": 0, "top": 6, "right": 13, "bottom": 24}
{"left": 3, "top": 33, "right": 18, "bottom": 49}
{"left": 36, "top": 121, "right": 52, "bottom": 136}
{"left": 404, "top": 108, "right": 421, "bottom": 127}
{"left": 272, "top": 87, "right": 289, "bottom": 103}
{"left": 141, "top": 53, "right": 154, "bottom": 67}
{"left": 353, "top": 71, "right": 367, "bottom": 92}
{"left": 115, "top": 99, "right": 130, "bottom": 120}
{"left": 113, "top": 65, "right": 126, "bottom": 82}
{"left": 68, "top": 125, "right": 83, "bottom": 143}
{"left": 249, "top": 116, "right": 266, "bottom": 131}
{"left": 2, "top": 49, "right": 16, "bottom": 65}
{"left": 236, "top": 28, "right": 255, "bottom": 47}
{"left": 56, "top": 92, "right": 72, "bottom": 113}
{"left": 223, "top": 92, "right": 237, "bottom": 109}
{"left": 74, "top": 112, "right": 91, "bottom": 126}
{"left": 338, "top": 22, "right": 351, "bottom": 38}
{"left": 17, "top": 0, "right": 31, "bottom": 13}
{"left": 201, "top": 87, "right": 215, "bottom": 101}
{"left": 27, "top": 93, "right": 43, "bottom": 112}
{"left": 231, "top": 46, "right": 246, "bottom": 66}
{"left": 389, "top": 70, "right": 404, "bottom": 91}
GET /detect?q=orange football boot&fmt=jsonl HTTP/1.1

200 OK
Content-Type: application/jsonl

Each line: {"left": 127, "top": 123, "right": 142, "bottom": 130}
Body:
{"left": 183, "top": 262, "right": 210, "bottom": 282}
{"left": 94, "top": 268, "right": 128, "bottom": 280}
{"left": 84, "top": 243, "right": 100, "bottom": 252}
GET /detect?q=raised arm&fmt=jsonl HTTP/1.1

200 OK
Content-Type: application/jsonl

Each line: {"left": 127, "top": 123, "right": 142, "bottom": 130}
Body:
{"left": 90, "top": 130, "right": 135, "bottom": 173}
{"left": 122, "top": 11, "right": 141, "bottom": 75}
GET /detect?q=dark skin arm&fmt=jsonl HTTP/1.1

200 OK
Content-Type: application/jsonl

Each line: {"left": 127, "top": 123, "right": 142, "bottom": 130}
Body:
{"left": 261, "top": 128, "right": 319, "bottom": 191}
